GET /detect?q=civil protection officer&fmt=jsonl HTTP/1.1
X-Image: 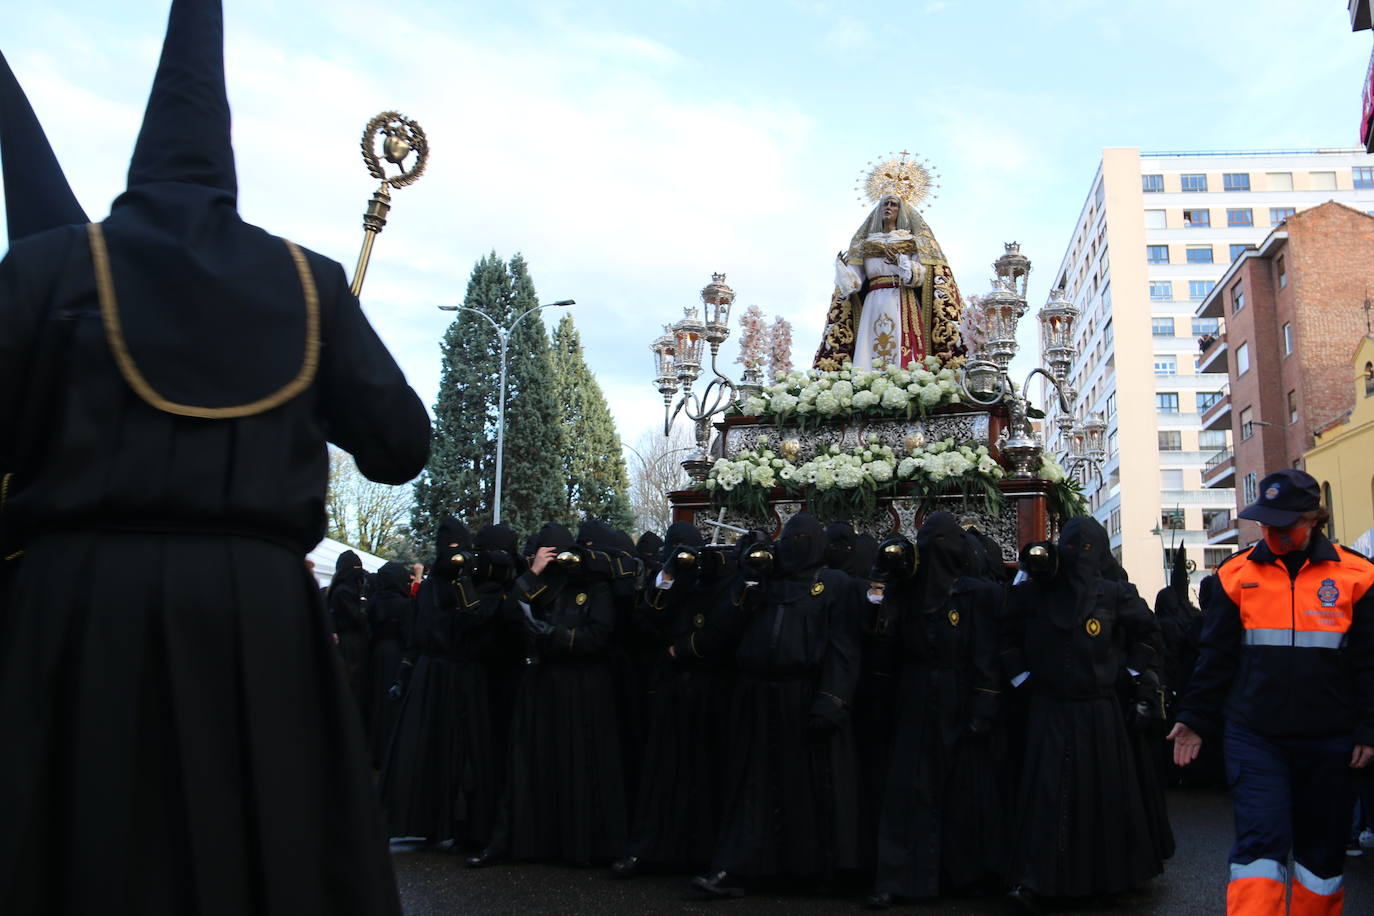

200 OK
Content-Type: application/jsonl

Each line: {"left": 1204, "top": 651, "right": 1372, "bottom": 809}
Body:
{"left": 1171, "top": 469, "right": 1374, "bottom": 915}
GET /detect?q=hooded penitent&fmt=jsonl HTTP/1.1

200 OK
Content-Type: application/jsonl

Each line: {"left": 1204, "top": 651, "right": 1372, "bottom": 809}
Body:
{"left": 776, "top": 512, "right": 827, "bottom": 575}
{"left": 824, "top": 521, "right": 859, "bottom": 574}
{"left": 93, "top": 0, "right": 318, "bottom": 418}
{"left": 636, "top": 532, "right": 664, "bottom": 568}
{"left": 433, "top": 515, "right": 472, "bottom": 576}
{"left": 374, "top": 561, "right": 412, "bottom": 599}
{"left": 662, "top": 520, "right": 705, "bottom": 587}
{"left": 473, "top": 523, "right": 520, "bottom": 582}
{"left": 0, "top": 51, "right": 88, "bottom": 242}
{"left": 1054, "top": 515, "right": 1114, "bottom": 630}
{"left": 912, "top": 512, "right": 970, "bottom": 612}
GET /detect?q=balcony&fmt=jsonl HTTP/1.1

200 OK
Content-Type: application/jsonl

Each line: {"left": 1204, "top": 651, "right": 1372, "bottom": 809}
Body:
{"left": 1207, "top": 510, "right": 1239, "bottom": 545}
{"left": 1201, "top": 448, "right": 1235, "bottom": 489}
{"left": 1197, "top": 332, "right": 1228, "bottom": 374}
{"left": 1200, "top": 393, "right": 1232, "bottom": 432}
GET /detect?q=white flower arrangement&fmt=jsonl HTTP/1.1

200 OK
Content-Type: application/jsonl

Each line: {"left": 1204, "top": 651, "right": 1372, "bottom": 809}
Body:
{"left": 738, "top": 357, "right": 965, "bottom": 426}
{"left": 703, "top": 432, "right": 1004, "bottom": 520}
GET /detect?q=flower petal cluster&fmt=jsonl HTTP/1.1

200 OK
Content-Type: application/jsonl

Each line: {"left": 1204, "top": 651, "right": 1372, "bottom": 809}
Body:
{"left": 742, "top": 358, "right": 963, "bottom": 423}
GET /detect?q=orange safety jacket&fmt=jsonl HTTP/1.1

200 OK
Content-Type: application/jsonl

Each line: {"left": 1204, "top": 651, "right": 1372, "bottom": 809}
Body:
{"left": 1177, "top": 532, "right": 1374, "bottom": 744}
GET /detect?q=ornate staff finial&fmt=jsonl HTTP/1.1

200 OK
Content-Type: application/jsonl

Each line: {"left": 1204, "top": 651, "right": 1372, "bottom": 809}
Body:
{"left": 350, "top": 111, "right": 430, "bottom": 297}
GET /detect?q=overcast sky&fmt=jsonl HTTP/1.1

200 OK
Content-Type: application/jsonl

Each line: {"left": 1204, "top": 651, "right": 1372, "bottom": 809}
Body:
{"left": 4, "top": 0, "right": 1370, "bottom": 454}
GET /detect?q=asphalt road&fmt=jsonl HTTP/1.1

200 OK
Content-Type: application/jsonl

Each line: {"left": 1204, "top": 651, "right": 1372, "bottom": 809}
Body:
{"left": 391, "top": 788, "right": 1374, "bottom": 914}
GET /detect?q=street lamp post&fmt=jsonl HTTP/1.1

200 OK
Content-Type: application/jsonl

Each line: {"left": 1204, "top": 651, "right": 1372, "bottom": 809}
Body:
{"left": 437, "top": 299, "right": 574, "bottom": 524}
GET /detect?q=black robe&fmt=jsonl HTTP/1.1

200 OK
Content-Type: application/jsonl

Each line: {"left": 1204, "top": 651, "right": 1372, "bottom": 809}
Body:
{"left": 366, "top": 562, "right": 413, "bottom": 767}
{"left": 327, "top": 553, "right": 371, "bottom": 726}
{"left": 873, "top": 576, "right": 1004, "bottom": 899}
{"left": 496, "top": 565, "right": 628, "bottom": 863}
{"left": 1002, "top": 520, "right": 1166, "bottom": 898}
{"left": 709, "top": 565, "right": 864, "bottom": 880}
{"left": 0, "top": 228, "right": 429, "bottom": 914}
{"left": 623, "top": 553, "right": 737, "bottom": 868}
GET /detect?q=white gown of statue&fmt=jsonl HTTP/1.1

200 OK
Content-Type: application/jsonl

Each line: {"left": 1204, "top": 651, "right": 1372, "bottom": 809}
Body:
{"left": 834, "top": 230, "right": 926, "bottom": 370}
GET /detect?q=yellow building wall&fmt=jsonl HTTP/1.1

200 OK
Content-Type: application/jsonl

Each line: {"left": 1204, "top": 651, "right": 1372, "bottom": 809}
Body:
{"left": 1304, "top": 337, "right": 1374, "bottom": 548}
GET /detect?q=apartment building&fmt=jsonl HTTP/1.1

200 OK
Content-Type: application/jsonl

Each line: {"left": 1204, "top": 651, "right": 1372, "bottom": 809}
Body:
{"left": 1046, "top": 147, "right": 1374, "bottom": 597}
{"left": 1196, "top": 201, "right": 1374, "bottom": 546}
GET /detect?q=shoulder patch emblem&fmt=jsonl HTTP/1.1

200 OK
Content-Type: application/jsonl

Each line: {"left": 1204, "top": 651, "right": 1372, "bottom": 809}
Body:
{"left": 1318, "top": 579, "right": 1340, "bottom": 608}
{"left": 811, "top": 582, "right": 825, "bottom": 596}
{"left": 947, "top": 609, "right": 960, "bottom": 627}
{"left": 575, "top": 592, "right": 588, "bottom": 606}
{"left": 1085, "top": 617, "right": 1102, "bottom": 637}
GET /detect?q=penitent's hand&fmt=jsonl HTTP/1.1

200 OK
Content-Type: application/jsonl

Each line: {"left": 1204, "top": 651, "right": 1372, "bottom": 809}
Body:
{"left": 1353, "top": 745, "right": 1374, "bottom": 769}
{"left": 530, "top": 546, "right": 557, "bottom": 575}
{"left": 1166, "top": 722, "right": 1202, "bottom": 767}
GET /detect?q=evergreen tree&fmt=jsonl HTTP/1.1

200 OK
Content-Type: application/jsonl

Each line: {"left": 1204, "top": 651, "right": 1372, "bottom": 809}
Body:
{"left": 410, "top": 252, "right": 566, "bottom": 542}
{"left": 550, "top": 314, "right": 635, "bottom": 530}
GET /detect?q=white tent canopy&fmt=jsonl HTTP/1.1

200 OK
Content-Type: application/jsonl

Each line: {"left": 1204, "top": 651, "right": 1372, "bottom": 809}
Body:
{"left": 307, "top": 537, "right": 387, "bottom": 588}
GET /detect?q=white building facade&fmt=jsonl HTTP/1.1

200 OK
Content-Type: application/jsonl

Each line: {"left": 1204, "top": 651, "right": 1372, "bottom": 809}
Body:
{"left": 1045, "top": 147, "right": 1374, "bottom": 597}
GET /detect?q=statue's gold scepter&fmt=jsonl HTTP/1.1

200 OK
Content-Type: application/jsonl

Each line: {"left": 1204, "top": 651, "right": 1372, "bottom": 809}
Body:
{"left": 350, "top": 111, "right": 429, "bottom": 297}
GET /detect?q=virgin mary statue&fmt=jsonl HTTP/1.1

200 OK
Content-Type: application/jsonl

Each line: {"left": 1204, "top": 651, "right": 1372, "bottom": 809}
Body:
{"left": 813, "top": 161, "right": 965, "bottom": 371}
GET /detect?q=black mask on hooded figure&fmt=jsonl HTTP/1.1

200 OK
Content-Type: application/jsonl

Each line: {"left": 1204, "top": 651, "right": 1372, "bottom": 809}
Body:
{"left": 823, "top": 522, "right": 859, "bottom": 574}
{"left": 577, "top": 520, "right": 616, "bottom": 552}
{"left": 432, "top": 515, "right": 472, "bottom": 578}
{"left": 776, "top": 513, "right": 827, "bottom": 576}
{"left": 913, "top": 512, "right": 970, "bottom": 612}
{"left": 533, "top": 523, "right": 578, "bottom": 583}
{"left": 474, "top": 523, "right": 521, "bottom": 584}
{"left": 852, "top": 534, "right": 879, "bottom": 581}
{"left": 662, "top": 521, "right": 705, "bottom": 586}
{"left": 374, "top": 561, "right": 412, "bottom": 598}
{"left": 1053, "top": 516, "right": 1114, "bottom": 629}
{"left": 637, "top": 532, "right": 664, "bottom": 568}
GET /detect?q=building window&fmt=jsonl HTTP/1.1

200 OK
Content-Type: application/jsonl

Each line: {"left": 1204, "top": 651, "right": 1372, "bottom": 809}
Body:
{"left": 1242, "top": 471, "right": 1259, "bottom": 505}
{"left": 1139, "top": 174, "right": 1163, "bottom": 194}
{"left": 1107, "top": 429, "right": 1118, "bottom": 455}
{"left": 1270, "top": 207, "right": 1296, "bottom": 226}
{"left": 1282, "top": 322, "right": 1292, "bottom": 354}
{"left": 1223, "top": 172, "right": 1251, "bottom": 191}
{"left": 1149, "top": 281, "right": 1172, "bottom": 301}
{"left": 1181, "top": 173, "right": 1208, "bottom": 193}
{"left": 1109, "top": 507, "right": 1122, "bottom": 535}
{"left": 1230, "top": 243, "right": 1251, "bottom": 261}
{"left": 1268, "top": 172, "right": 1294, "bottom": 191}
{"left": 1105, "top": 392, "right": 1117, "bottom": 416}
{"left": 1227, "top": 208, "right": 1254, "bottom": 227}
{"left": 1152, "top": 317, "right": 1176, "bottom": 337}
{"left": 1277, "top": 255, "right": 1287, "bottom": 288}
{"left": 1197, "top": 391, "right": 1223, "bottom": 411}
{"left": 1366, "top": 362, "right": 1374, "bottom": 397}
{"left": 1311, "top": 171, "right": 1337, "bottom": 190}
{"left": 1322, "top": 482, "right": 1336, "bottom": 539}
{"left": 1193, "top": 317, "right": 1220, "bottom": 336}
{"left": 1161, "top": 507, "right": 1186, "bottom": 529}
{"left": 1154, "top": 355, "right": 1177, "bottom": 375}
{"left": 1190, "top": 280, "right": 1216, "bottom": 300}
{"left": 1199, "top": 429, "right": 1228, "bottom": 449}
{"left": 1158, "top": 430, "right": 1182, "bottom": 451}
{"left": 1156, "top": 392, "right": 1180, "bottom": 412}
{"left": 1146, "top": 244, "right": 1169, "bottom": 264}
{"left": 1205, "top": 547, "right": 1232, "bottom": 568}
{"left": 1237, "top": 341, "right": 1250, "bottom": 374}
{"left": 1232, "top": 283, "right": 1245, "bottom": 313}
{"left": 1186, "top": 246, "right": 1214, "bottom": 264}
{"left": 1287, "top": 389, "right": 1298, "bottom": 425}
{"left": 1183, "top": 208, "right": 1211, "bottom": 227}
{"left": 1240, "top": 406, "right": 1254, "bottom": 439}
{"left": 1145, "top": 209, "right": 1167, "bottom": 229}
{"left": 1355, "top": 166, "right": 1374, "bottom": 189}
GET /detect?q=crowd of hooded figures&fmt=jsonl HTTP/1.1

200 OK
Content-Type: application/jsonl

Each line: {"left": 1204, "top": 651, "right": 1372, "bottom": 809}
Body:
{"left": 325, "top": 508, "right": 1207, "bottom": 911}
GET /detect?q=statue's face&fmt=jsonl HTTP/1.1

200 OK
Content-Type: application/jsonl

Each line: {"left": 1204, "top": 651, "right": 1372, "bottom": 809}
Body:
{"left": 881, "top": 198, "right": 900, "bottom": 225}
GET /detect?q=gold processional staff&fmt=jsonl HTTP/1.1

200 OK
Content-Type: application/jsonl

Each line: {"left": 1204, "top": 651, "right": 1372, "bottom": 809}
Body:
{"left": 350, "top": 111, "right": 429, "bottom": 297}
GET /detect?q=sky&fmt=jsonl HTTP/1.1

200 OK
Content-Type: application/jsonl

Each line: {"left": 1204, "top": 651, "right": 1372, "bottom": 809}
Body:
{"left": 4, "top": 0, "right": 1372, "bottom": 459}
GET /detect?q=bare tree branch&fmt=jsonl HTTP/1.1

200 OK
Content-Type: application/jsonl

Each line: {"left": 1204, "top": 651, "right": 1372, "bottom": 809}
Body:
{"left": 625, "top": 425, "right": 694, "bottom": 537}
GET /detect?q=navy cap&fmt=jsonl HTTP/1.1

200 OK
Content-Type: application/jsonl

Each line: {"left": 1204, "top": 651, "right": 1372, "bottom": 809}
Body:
{"left": 1238, "top": 469, "right": 1320, "bottom": 528}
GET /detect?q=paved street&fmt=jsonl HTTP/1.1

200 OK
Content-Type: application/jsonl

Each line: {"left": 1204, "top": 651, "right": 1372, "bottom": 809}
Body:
{"left": 392, "top": 788, "right": 1374, "bottom": 914}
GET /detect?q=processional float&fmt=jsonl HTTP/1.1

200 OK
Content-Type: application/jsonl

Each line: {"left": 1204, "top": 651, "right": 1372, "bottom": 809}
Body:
{"left": 652, "top": 152, "right": 1105, "bottom": 562}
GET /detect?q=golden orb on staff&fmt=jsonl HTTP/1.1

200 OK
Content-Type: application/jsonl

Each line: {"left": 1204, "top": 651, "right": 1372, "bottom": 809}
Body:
{"left": 350, "top": 111, "right": 430, "bottom": 297}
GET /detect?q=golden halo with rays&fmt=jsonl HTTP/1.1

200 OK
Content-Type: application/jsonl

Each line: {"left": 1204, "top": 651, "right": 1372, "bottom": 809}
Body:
{"left": 855, "top": 150, "right": 941, "bottom": 210}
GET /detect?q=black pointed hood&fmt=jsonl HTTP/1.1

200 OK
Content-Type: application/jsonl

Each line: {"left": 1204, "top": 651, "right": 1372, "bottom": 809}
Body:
{"left": 91, "top": 0, "right": 318, "bottom": 422}
{"left": 126, "top": 0, "right": 235, "bottom": 198}
{"left": 0, "top": 50, "right": 88, "bottom": 242}
{"left": 777, "top": 512, "right": 827, "bottom": 575}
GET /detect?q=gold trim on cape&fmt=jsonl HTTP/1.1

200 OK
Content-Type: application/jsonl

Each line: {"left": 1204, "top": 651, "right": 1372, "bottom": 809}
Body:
{"left": 87, "top": 222, "right": 321, "bottom": 419}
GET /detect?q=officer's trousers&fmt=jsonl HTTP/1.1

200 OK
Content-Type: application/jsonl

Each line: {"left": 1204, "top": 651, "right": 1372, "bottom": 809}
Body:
{"left": 1225, "top": 721, "right": 1354, "bottom": 916}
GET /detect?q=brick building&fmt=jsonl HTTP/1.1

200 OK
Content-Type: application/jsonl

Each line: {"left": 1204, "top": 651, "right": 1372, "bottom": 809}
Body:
{"left": 1196, "top": 201, "right": 1374, "bottom": 546}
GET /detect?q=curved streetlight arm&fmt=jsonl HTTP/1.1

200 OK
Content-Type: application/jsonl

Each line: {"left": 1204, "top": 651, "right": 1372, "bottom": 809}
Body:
{"left": 1020, "top": 366, "right": 1074, "bottom": 414}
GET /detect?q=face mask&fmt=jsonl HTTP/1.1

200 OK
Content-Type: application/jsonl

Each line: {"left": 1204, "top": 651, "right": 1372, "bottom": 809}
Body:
{"left": 1262, "top": 521, "right": 1313, "bottom": 556}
